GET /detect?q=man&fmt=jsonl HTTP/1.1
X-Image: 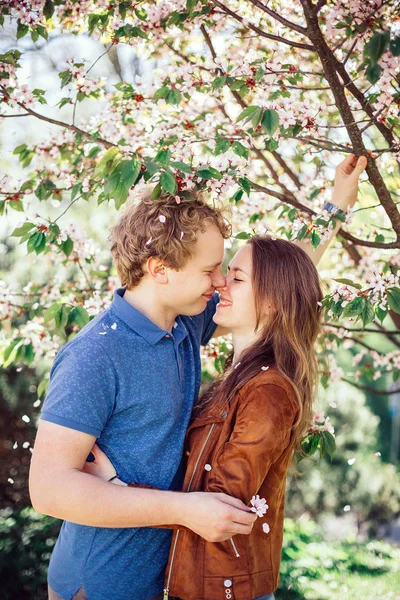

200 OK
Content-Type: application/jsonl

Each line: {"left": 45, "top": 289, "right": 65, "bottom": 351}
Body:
{"left": 29, "top": 155, "right": 367, "bottom": 600}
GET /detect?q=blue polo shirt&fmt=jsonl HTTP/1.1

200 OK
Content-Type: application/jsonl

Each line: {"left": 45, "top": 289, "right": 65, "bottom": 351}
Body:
{"left": 40, "top": 288, "right": 218, "bottom": 600}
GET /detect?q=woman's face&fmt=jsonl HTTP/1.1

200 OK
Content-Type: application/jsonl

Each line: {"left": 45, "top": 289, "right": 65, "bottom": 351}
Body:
{"left": 214, "top": 244, "right": 263, "bottom": 334}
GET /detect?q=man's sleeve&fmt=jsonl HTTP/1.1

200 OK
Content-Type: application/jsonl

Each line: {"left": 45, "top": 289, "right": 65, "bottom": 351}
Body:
{"left": 40, "top": 339, "right": 117, "bottom": 438}
{"left": 191, "top": 292, "right": 219, "bottom": 346}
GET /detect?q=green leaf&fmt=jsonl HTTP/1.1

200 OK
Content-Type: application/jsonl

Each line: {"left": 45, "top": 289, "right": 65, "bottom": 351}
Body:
{"left": 364, "top": 31, "right": 389, "bottom": 64}
{"left": 11, "top": 222, "right": 35, "bottom": 237}
{"left": 261, "top": 109, "right": 279, "bottom": 136}
{"left": 13, "top": 144, "right": 27, "bottom": 155}
{"left": 166, "top": 88, "right": 181, "bottom": 105}
{"left": 154, "top": 86, "right": 169, "bottom": 101}
{"left": 43, "top": 303, "right": 62, "bottom": 323}
{"left": 310, "top": 229, "right": 321, "bottom": 248}
{"left": 59, "top": 70, "right": 73, "bottom": 88}
{"left": 375, "top": 304, "right": 388, "bottom": 323}
{"left": 62, "top": 237, "right": 74, "bottom": 257}
{"left": 251, "top": 107, "right": 263, "bottom": 129}
{"left": 135, "top": 6, "right": 148, "bottom": 20}
{"left": 170, "top": 161, "right": 192, "bottom": 174}
{"left": 342, "top": 296, "right": 365, "bottom": 318}
{"left": 235, "top": 232, "right": 252, "bottom": 240}
{"left": 261, "top": 108, "right": 279, "bottom": 135}
{"left": 35, "top": 180, "right": 56, "bottom": 201}
{"left": 43, "top": 0, "right": 55, "bottom": 19}
{"left": 186, "top": 0, "right": 197, "bottom": 12}
{"left": 361, "top": 302, "right": 375, "bottom": 327}
{"left": 17, "top": 22, "right": 29, "bottom": 39}
{"left": 268, "top": 138, "right": 279, "bottom": 151}
{"left": 160, "top": 171, "right": 177, "bottom": 195}
{"left": 27, "top": 231, "right": 45, "bottom": 254}
{"left": 239, "top": 177, "right": 251, "bottom": 196}
{"left": 36, "top": 24, "right": 48, "bottom": 40}
{"left": 387, "top": 288, "right": 400, "bottom": 314}
{"left": 151, "top": 183, "right": 162, "bottom": 200}
{"left": 365, "top": 62, "right": 382, "bottom": 84}
{"left": 236, "top": 105, "right": 259, "bottom": 124}
{"left": 334, "top": 278, "right": 362, "bottom": 290}
{"left": 154, "top": 149, "right": 171, "bottom": 165}
{"left": 197, "top": 166, "right": 223, "bottom": 180}
{"left": 296, "top": 223, "right": 308, "bottom": 241}
{"left": 68, "top": 306, "right": 89, "bottom": 328}
{"left": 37, "top": 378, "right": 49, "bottom": 398}
{"left": 321, "top": 431, "right": 336, "bottom": 459}
{"left": 55, "top": 305, "right": 70, "bottom": 330}
{"left": 390, "top": 36, "right": 400, "bottom": 56}
{"left": 94, "top": 147, "right": 121, "bottom": 177}
{"left": 212, "top": 76, "right": 226, "bottom": 90}
{"left": 9, "top": 199, "right": 24, "bottom": 212}
{"left": 215, "top": 138, "right": 231, "bottom": 155}
{"left": 104, "top": 159, "right": 141, "bottom": 209}
{"left": 232, "top": 141, "right": 249, "bottom": 159}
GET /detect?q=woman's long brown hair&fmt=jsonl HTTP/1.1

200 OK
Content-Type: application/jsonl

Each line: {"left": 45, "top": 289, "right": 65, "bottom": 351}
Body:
{"left": 195, "top": 235, "right": 323, "bottom": 457}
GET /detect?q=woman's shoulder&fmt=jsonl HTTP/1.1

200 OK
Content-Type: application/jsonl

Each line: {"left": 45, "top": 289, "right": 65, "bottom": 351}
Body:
{"left": 238, "top": 367, "right": 298, "bottom": 411}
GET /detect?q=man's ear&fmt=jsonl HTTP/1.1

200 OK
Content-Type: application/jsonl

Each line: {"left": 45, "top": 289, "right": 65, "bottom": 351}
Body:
{"left": 146, "top": 256, "right": 168, "bottom": 283}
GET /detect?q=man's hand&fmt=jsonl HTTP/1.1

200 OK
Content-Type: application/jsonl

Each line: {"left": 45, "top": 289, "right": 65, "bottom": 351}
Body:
{"left": 331, "top": 153, "right": 370, "bottom": 211}
{"left": 177, "top": 491, "right": 257, "bottom": 542}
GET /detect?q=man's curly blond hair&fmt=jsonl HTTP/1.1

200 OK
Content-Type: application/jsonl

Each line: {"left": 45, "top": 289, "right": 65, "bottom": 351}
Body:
{"left": 109, "top": 187, "right": 232, "bottom": 289}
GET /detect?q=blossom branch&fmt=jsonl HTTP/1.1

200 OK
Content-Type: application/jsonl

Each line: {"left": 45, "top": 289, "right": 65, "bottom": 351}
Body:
{"left": 210, "top": 0, "right": 315, "bottom": 50}
{"left": 246, "top": 0, "right": 308, "bottom": 35}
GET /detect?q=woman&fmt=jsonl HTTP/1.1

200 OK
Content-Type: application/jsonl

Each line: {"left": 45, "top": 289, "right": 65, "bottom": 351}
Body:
{"left": 85, "top": 234, "right": 322, "bottom": 600}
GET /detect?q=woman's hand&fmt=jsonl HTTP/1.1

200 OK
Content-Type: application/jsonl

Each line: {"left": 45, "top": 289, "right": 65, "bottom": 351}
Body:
{"left": 331, "top": 151, "right": 375, "bottom": 211}
{"left": 82, "top": 443, "right": 117, "bottom": 482}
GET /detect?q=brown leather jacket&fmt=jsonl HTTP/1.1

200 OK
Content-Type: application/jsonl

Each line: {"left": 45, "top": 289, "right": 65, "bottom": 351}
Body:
{"left": 162, "top": 367, "right": 300, "bottom": 600}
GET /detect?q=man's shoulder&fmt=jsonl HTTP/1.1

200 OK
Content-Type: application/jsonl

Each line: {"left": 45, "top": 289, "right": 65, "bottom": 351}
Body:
{"left": 54, "top": 309, "right": 122, "bottom": 363}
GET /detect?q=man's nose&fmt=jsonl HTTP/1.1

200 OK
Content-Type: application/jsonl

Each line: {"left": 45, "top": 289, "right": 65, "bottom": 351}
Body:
{"left": 213, "top": 272, "right": 227, "bottom": 290}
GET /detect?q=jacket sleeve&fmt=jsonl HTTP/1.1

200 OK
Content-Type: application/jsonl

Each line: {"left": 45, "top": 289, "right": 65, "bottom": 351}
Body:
{"left": 204, "top": 383, "right": 298, "bottom": 504}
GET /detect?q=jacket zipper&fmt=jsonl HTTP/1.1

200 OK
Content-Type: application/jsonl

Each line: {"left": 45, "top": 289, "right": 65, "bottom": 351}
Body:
{"left": 229, "top": 537, "right": 240, "bottom": 558}
{"left": 163, "top": 423, "right": 216, "bottom": 600}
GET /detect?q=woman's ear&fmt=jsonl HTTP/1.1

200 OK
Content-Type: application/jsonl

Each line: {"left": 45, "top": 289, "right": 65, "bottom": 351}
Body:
{"left": 146, "top": 256, "right": 168, "bottom": 283}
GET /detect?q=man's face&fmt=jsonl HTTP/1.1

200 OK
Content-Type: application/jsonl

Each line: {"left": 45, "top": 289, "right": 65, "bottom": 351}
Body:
{"left": 165, "top": 223, "right": 226, "bottom": 316}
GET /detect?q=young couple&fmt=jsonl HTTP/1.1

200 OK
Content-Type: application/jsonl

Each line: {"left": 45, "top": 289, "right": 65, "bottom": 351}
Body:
{"left": 29, "top": 154, "right": 367, "bottom": 600}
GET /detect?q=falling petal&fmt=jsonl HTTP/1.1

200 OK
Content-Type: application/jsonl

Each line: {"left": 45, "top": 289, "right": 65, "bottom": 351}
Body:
{"left": 180, "top": 232, "right": 184, "bottom": 240}
{"left": 111, "top": 322, "right": 117, "bottom": 330}
{"left": 261, "top": 366, "right": 269, "bottom": 371}
{"left": 175, "top": 195, "right": 181, "bottom": 204}
{"left": 146, "top": 237, "right": 152, "bottom": 246}
{"left": 262, "top": 523, "right": 270, "bottom": 534}
{"left": 159, "top": 215, "right": 166, "bottom": 223}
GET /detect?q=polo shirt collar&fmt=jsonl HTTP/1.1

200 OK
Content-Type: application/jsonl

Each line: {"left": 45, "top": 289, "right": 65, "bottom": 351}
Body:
{"left": 111, "top": 288, "right": 187, "bottom": 346}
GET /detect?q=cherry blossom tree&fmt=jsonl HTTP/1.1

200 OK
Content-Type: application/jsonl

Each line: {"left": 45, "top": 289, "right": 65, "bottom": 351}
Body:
{"left": 1, "top": 0, "right": 400, "bottom": 428}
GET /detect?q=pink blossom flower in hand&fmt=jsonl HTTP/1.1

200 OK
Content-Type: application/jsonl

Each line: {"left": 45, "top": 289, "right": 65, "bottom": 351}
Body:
{"left": 250, "top": 495, "right": 268, "bottom": 517}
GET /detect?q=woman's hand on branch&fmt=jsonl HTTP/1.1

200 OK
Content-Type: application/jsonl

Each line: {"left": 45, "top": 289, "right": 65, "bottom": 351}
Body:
{"left": 331, "top": 152, "right": 373, "bottom": 211}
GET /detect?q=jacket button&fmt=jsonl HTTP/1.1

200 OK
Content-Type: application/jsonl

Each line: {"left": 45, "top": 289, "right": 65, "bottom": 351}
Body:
{"left": 204, "top": 464, "right": 212, "bottom": 471}
{"left": 224, "top": 579, "right": 232, "bottom": 587}
{"left": 221, "top": 411, "right": 228, "bottom": 418}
